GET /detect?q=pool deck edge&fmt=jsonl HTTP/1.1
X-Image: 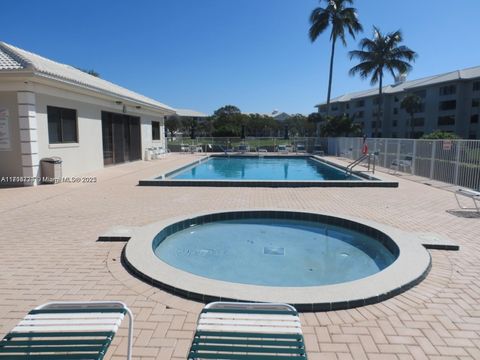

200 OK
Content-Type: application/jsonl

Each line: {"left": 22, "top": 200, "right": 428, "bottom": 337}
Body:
{"left": 123, "top": 209, "right": 431, "bottom": 312}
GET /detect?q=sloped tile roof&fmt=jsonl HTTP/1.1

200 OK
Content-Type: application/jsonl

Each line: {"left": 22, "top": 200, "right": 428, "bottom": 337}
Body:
{"left": 0, "top": 41, "right": 175, "bottom": 113}
{"left": 0, "top": 45, "right": 25, "bottom": 70}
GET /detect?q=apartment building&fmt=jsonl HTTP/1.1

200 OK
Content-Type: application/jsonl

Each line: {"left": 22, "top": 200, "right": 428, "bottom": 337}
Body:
{"left": 315, "top": 66, "right": 480, "bottom": 139}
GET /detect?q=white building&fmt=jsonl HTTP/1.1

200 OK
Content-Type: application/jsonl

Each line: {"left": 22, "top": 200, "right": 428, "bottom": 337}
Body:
{"left": 245, "top": 110, "right": 291, "bottom": 121}
{"left": 316, "top": 66, "right": 480, "bottom": 139}
{"left": 0, "top": 41, "right": 177, "bottom": 186}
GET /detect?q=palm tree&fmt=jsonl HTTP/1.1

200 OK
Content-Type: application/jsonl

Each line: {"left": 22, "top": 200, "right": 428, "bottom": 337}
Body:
{"left": 349, "top": 27, "right": 417, "bottom": 137}
{"left": 400, "top": 93, "right": 422, "bottom": 138}
{"left": 309, "top": 0, "right": 362, "bottom": 117}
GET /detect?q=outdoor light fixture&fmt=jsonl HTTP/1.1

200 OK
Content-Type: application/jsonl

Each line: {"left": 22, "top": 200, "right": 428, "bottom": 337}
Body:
{"left": 115, "top": 100, "right": 122, "bottom": 105}
{"left": 136, "top": 106, "right": 141, "bottom": 109}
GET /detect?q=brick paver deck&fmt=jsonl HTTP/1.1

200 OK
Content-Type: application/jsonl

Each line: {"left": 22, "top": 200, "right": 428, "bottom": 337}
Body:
{"left": 1, "top": 154, "right": 479, "bottom": 360}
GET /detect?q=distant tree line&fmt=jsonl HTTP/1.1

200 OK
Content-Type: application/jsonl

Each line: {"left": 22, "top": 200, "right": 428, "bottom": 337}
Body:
{"left": 165, "top": 105, "right": 363, "bottom": 138}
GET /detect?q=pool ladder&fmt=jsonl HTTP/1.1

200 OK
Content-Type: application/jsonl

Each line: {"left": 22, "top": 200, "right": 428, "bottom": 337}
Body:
{"left": 345, "top": 154, "right": 376, "bottom": 175}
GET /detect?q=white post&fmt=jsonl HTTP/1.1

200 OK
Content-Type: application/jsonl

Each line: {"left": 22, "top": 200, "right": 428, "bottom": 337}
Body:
{"left": 454, "top": 140, "right": 461, "bottom": 185}
{"left": 396, "top": 140, "right": 401, "bottom": 168}
{"left": 383, "top": 139, "right": 388, "bottom": 168}
{"left": 429, "top": 141, "right": 436, "bottom": 179}
{"left": 412, "top": 140, "right": 417, "bottom": 175}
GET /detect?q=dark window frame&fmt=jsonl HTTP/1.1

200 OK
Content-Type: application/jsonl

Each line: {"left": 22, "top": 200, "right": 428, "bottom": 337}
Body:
{"left": 439, "top": 100, "right": 457, "bottom": 111}
{"left": 439, "top": 85, "right": 456, "bottom": 96}
{"left": 438, "top": 115, "right": 456, "bottom": 126}
{"left": 47, "top": 105, "right": 78, "bottom": 144}
{"left": 152, "top": 121, "right": 161, "bottom": 140}
{"left": 355, "top": 100, "right": 365, "bottom": 108}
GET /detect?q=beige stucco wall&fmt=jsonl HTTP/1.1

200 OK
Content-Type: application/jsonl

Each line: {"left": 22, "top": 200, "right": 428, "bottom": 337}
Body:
{"left": 36, "top": 93, "right": 105, "bottom": 177}
{"left": 0, "top": 77, "right": 169, "bottom": 183}
{"left": 35, "top": 90, "right": 166, "bottom": 178}
{"left": 0, "top": 91, "right": 22, "bottom": 178}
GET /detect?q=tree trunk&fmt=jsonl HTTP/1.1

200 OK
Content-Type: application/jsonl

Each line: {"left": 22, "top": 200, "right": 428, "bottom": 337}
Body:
{"left": 376, "top": 73, "right": 383, "bottom": 137}
{"left": 318, "top": 38, "right": 336, "bottom": 138}
{"left": 326, "top": 38, "right": 336, "bottom": 116}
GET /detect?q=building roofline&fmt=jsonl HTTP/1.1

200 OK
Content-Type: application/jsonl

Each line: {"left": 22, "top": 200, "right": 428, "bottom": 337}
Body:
{"left": 315, "top": 65, "right": 480, "bottom": 107}
{"left": 0, "top": 41, "right": 175, "bottom": 114}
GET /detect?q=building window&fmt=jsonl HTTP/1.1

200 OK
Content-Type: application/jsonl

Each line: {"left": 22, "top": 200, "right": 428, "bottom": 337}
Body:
{"left": 394, "top": 96, "right": 399, "bottom": 102}
{"left": 473, "top": 81, "right": 480, "bottom": 92}
{"left": 393, "top": 108, "right": 398, "bottom": 115}
{"left": 355, "top": 100, "right": 365, "bottom": 108}
{"left": 438, "top": 115, "right": 455, "bottom": 126}
{"left": 393, "top": 120, "right": 398, "bottom": 127}
{"left": 439, "top": 85, "right": 456, "bottom": 96}
{"left": 319, "top": 105, "right": 327, "bottom": 112}
{"left": 471, "top": 114, "right": 479, "bottom": 124}
{"left": 439, "top": 100, "right": 456, "bottom": 111}
{"left": 355, "top": 111, "right": 364, "bottom": 118}
{"left": 152, "top": 121, "right": 161, "bottom": 140}
{"left": 472, "top": 99, "right": 480, "bottom": 108}
{"left": 414, "top": 118, "right": 425, "bottom": 127}
{"left": 331, "top": 104, "right": 338, "bottom": 111}
{"left": 345, "top": 103, "right": 350, "bottom": 109}
{"left": 392, "top": 133, "right": 397, "bottom": 138}
{"left": 47, "top": 106, "right": 78, "bottom": 144}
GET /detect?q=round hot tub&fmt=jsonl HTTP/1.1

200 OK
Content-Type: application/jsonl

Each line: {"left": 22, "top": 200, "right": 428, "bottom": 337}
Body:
{"left": 125, "top": 210, "right": 431, "bottom": 311}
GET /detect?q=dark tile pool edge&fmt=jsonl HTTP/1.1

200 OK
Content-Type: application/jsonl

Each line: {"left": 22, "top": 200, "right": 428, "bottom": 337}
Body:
{"left": 139, "top": 155, "right": 398, "bottom": 188}
{"left": 122, "top": 210, "right": 432, "bottom": 312}
{"left": 139, "top": 179, "right": 398, "bottom": 188}
{"left": 121, "top": 245, "right": 431, "bottom": 313}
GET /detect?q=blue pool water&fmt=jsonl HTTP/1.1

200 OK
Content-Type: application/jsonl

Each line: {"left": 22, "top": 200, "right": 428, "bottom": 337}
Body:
{"left": 153, "top": 218, "right": 396, "bottom": 287}
{"left": 169, "top": 156, "right": 360, "bottom": 181}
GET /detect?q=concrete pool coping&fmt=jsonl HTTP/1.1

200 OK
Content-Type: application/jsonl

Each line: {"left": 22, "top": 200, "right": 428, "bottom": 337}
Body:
{"left": 138, "top": 154, "right": 399, "bottom": 188}
{"left": 123, "top": 209, "right": 431, "bottom": 312}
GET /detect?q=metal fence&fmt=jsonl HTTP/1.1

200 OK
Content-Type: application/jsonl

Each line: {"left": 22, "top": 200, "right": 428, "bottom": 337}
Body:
{"left": 330, "top": 137, "right": 480, "bottom": 190}
{"left": 166, "top": 137, "right": 328, "bottom": 154}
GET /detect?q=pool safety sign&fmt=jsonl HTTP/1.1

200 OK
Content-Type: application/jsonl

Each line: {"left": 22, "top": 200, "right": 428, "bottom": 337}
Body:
{"left": 0, "top": 108, "right": 11, "bottom": 151}
{"left": 442, "top": 140, "right": 452, "bottom": 151}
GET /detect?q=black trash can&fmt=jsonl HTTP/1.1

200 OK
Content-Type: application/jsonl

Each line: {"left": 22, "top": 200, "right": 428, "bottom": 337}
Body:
{"left": 41, "top": 157, "right": 62, "bottom": 184}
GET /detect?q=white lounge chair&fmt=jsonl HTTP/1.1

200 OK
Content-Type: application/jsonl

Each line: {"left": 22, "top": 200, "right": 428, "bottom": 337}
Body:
{"left": 277, "top": 144, "right": 288, "bottom": 154}
{"left": 295, "top": 144, "right": 306, "bottom": 153}
{"left": 389, "top": 156, "right": 413, "bottom": 174}
{"left": 455, "top": 188, "right": 480, "bottom": 212}
{"left": 237, "top": 144, "right": 250, "bottom": 153}
{"left": 0, "top": 301, "right": 133, "bottom": 360}
{"left": 188, "top": 302, "right": 307, "bottom": 359}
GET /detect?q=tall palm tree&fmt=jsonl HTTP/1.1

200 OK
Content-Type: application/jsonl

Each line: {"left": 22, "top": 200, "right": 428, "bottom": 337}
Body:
{"left": 349, "top": 27, "right": 417, "bottom": 137}
{"left": 309, "top": 0, "right": 362, "bottom": 117}
{"left": 400, "top": 93, "right": 422, "bottom": 138}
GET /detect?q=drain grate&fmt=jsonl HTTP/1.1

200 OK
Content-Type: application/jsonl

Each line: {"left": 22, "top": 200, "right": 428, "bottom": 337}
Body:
{"left": 264, "top": 247, "right": 285, "bottom": 256}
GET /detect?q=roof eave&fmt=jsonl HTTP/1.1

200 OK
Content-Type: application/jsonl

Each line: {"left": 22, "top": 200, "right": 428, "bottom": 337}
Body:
{"left": 33, "top": 71, "right": 175, "bottom": 114}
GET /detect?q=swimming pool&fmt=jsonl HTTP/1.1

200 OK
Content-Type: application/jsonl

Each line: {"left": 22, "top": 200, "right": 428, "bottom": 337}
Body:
{"left": 170, "top": 156, "right": 359, "bottom": 181}
{"left": 125, "top": 210, "right": 431, "bottom": 311}
{"left": 139, "top": 155, "right": 399, "bottom": 187}
{"left": 153, "top": 218, "right": 396, "bottom": 287}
